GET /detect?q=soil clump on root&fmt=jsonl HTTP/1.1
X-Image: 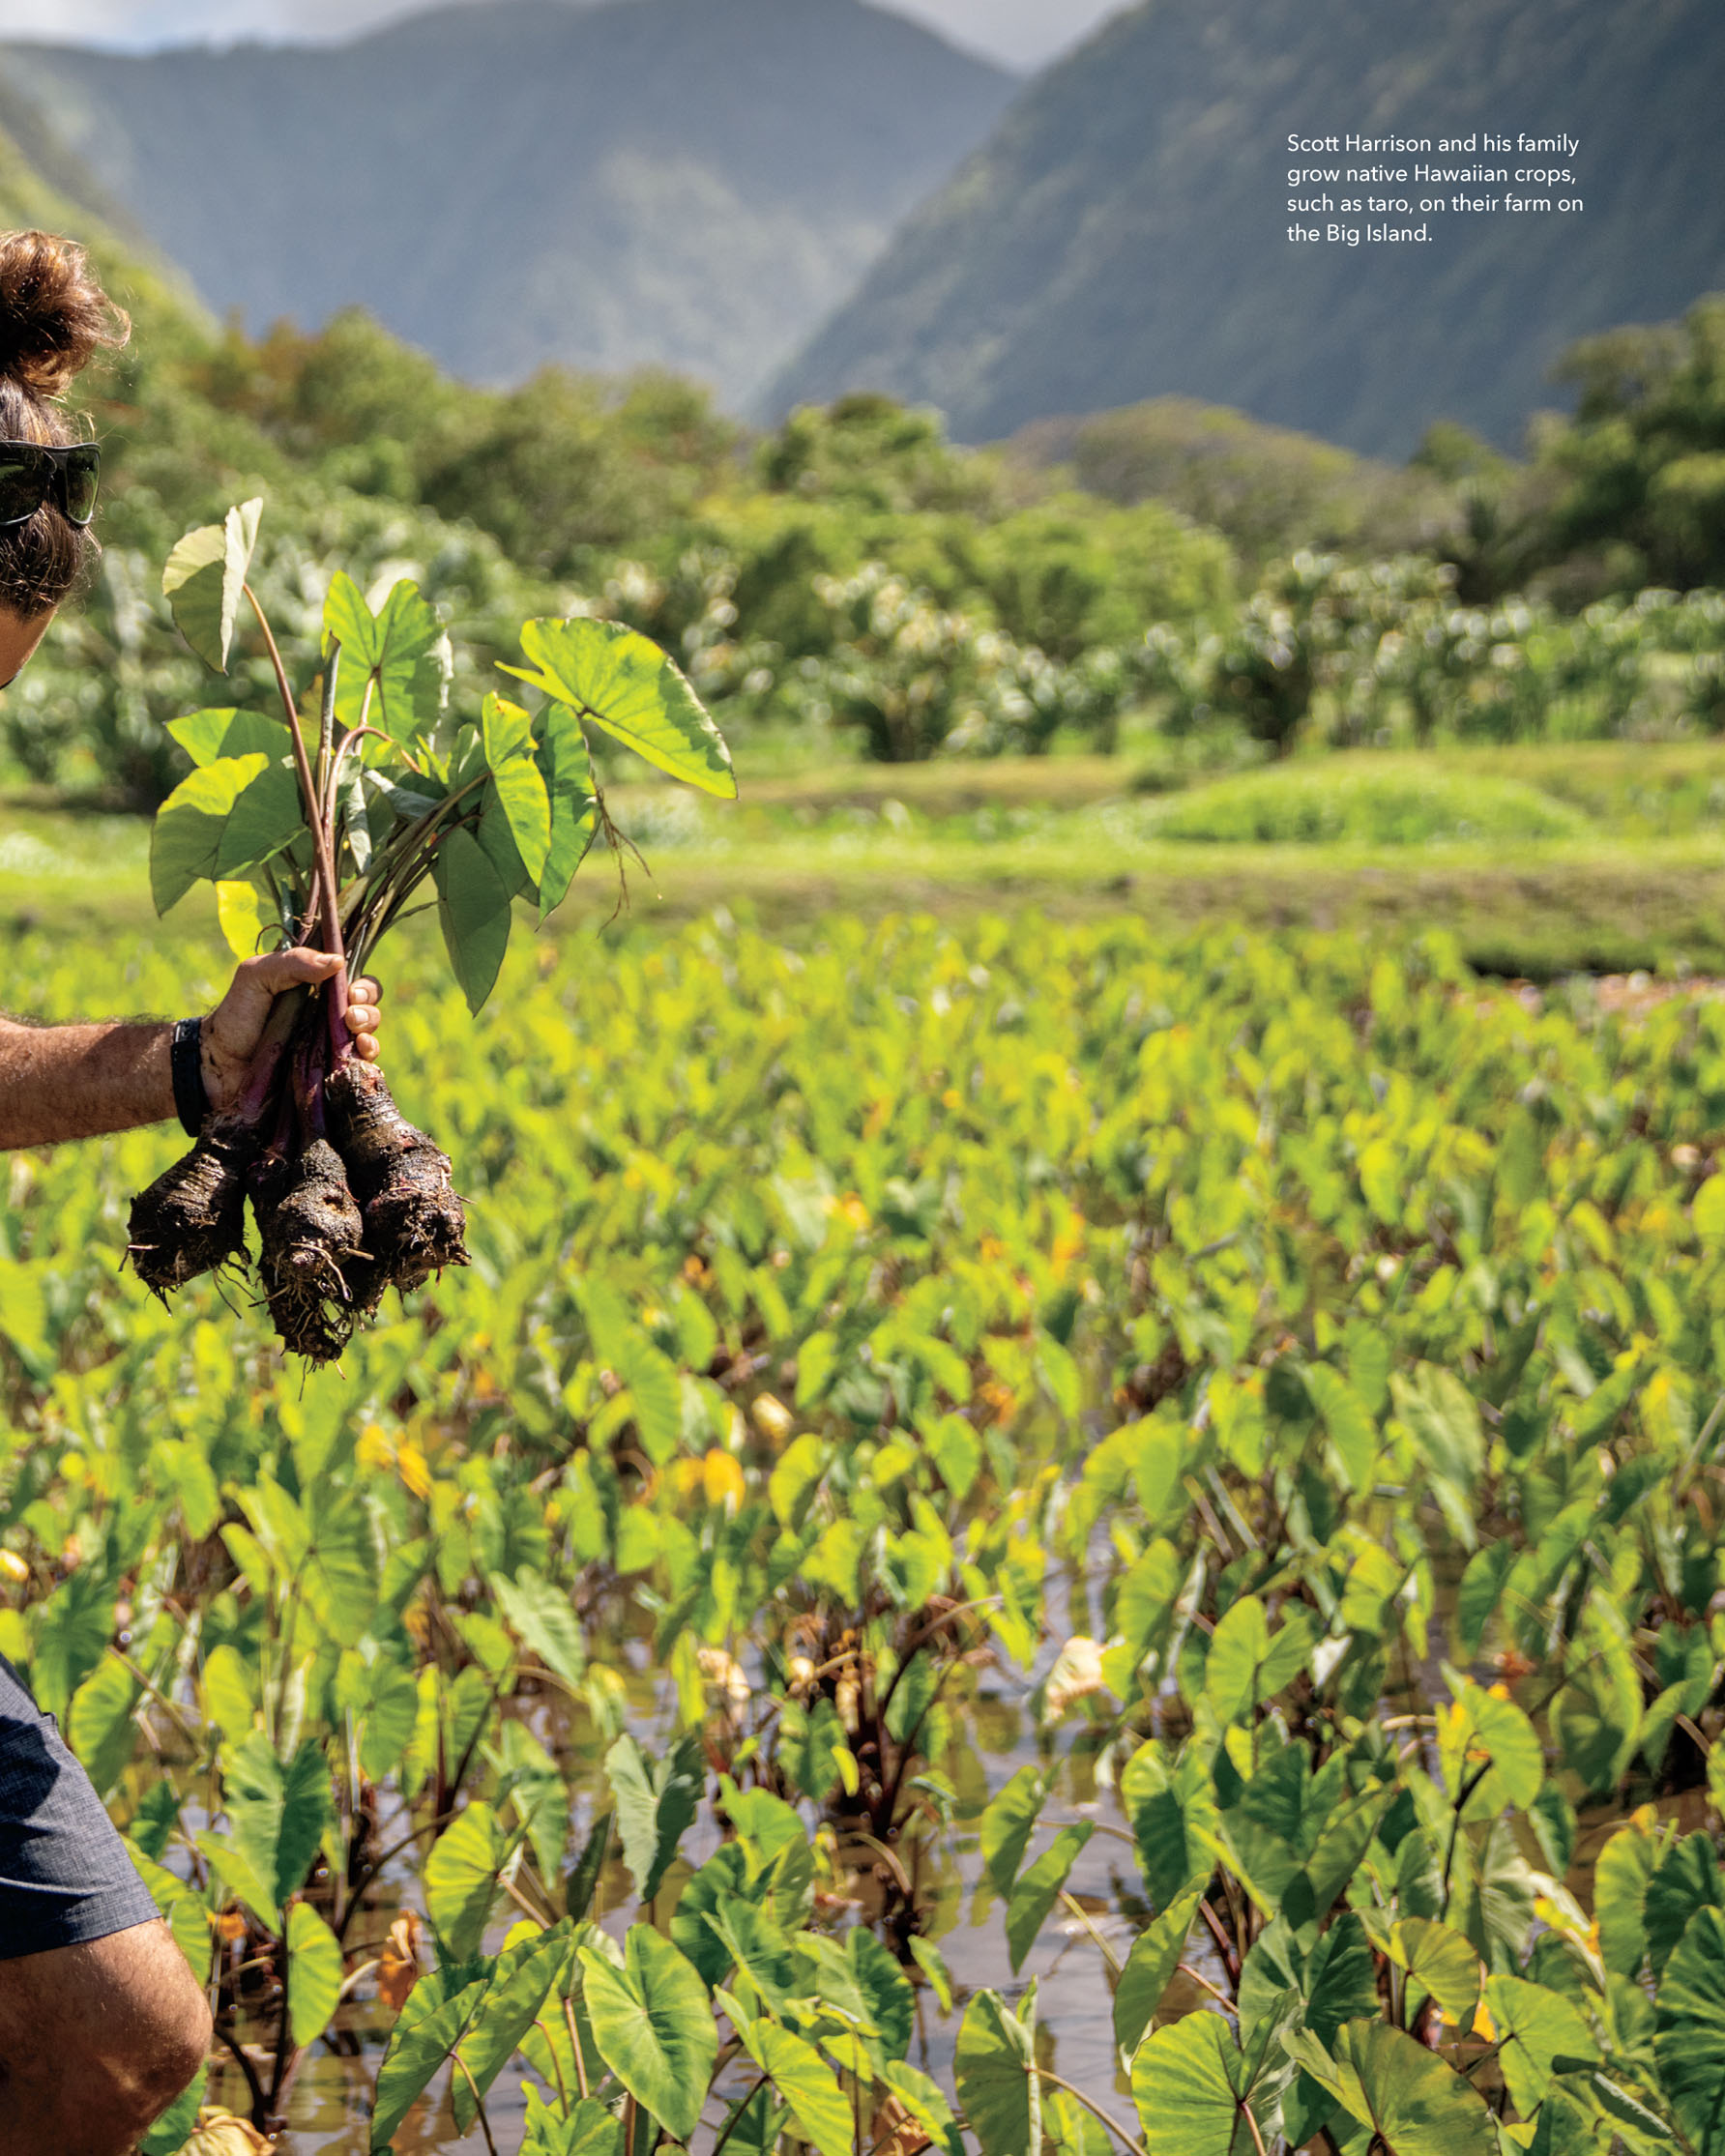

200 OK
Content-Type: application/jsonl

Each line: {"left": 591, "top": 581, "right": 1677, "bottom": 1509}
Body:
{"left": 252, "top": 1139, "right": 367, "bottom": 1365}
{"left": 127, "top": 1119, "right": 258, "bottom": 1297}
{"left": 326, "top": 1062, "right": 470, "bottom": 1297}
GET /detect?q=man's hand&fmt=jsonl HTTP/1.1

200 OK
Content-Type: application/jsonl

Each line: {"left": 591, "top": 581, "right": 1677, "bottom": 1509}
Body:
{"left": 202, "top": 951, "right": 384, "bottom": 1115}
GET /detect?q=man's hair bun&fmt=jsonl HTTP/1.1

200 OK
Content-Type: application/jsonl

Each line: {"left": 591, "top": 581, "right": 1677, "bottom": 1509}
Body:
{"left": 0, "top": 229, "right": 130, "bottom": 399}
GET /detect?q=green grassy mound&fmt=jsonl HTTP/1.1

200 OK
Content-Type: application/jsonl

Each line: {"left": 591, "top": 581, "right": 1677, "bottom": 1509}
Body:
{"left": 1134, "top": 762, "right": 1593, "bottom": 847}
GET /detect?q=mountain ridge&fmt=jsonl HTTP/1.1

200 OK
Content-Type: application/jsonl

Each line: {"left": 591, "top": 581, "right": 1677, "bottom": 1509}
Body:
{"left": 0, "top": 0, "right": 1017, "bottom": 407}
{"left": 766, "top": 0, "right": 1725, "bottom": 456}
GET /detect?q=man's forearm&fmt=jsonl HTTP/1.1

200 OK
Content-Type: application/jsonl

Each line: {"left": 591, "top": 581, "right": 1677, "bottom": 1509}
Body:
{"left": 0, "top": 1016, "right": 176, "bottom": 1149}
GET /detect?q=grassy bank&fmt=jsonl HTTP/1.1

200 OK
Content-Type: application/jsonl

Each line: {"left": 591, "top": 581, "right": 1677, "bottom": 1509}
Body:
{"left": 9, "top": 741, "right": 1725, "bottom": 977}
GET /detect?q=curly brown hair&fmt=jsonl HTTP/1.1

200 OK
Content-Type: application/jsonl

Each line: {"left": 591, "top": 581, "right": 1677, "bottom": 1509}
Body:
{"left": 0, "top": 228, "right": 130, "bottom": 617}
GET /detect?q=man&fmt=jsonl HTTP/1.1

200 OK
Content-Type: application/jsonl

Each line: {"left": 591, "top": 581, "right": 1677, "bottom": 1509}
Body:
{"left": 0, "top": 224, "right": 388, "bottom": 2146}
{"left": 0, "top": 948, "right": 381, "bottom": 2148}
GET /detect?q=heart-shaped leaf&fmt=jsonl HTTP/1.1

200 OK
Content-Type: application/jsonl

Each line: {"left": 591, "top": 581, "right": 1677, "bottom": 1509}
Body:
{"left": 162, "top": 499, "right": 262, "bottom": 672}
{"left": 286, "top": 1901, "right": 345, "bottom": 2050}
{"left": 1006, "top": 1821, "right": 1094, "bottom": 1974}
{"left": 955, "top": 1984, "right": 1040, "bottom": 2156}
{"left": 504, "top": 617, "right": 736, "bottom": 798}
{"left": 578, "top": 1926, "right": 716, "bottom": 2143}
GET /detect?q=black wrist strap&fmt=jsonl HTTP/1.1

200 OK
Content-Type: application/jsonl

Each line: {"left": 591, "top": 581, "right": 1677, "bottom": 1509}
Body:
{"left": 170, "top": 1017, "right": 210, "bottom": 1138}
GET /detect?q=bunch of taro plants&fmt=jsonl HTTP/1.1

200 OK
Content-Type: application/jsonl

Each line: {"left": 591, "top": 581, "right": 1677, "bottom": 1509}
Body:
{"left": 127, "top": 500, "right": 735, "bottom": 1360}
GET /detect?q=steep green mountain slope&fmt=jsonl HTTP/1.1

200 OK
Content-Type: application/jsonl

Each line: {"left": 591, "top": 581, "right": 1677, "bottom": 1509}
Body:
{"left": 766, "top": 0, "right": 1725, "bottom": 456}
{"left": 0, "top": 0, "right": 1016, "bottom": 410}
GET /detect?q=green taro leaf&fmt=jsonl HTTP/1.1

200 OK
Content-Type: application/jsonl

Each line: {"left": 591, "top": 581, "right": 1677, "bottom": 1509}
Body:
{"left": 125, "top": 1834, "right": 214, "bottom": 1980}
{"left": 323, "top": 570, "right": 380, "bottom": 673}
{"left": 615, "top": 1333, "right": 683, "bottom": 1468}
{"left": 521, "top": 2092, "right": 625, "bottom": 2155}
{"left": 1646, "top": 1831, "right": 1722, "bottom": 1982}
{"left": 1126, "top": 1746, "right": 1220, "bottom": 1910}
{"left": 325, "top": 572, "right": 450, "bottom": 743}
{"left": 370, "top": 1968, "right": 492, "bottom": 2150}
{"left": 504, "top": 617, "right": 736, "bottom": 798}
{"left": 578, "top": 1926, "right": 716, "bottom": 2143}
{"left": 286, "top": 1900, "right": 345, "bottom": 2050}
{"left": 305, "top": 1498, "right": 382, "bottom": 1648}
{"left": 882, "top": 2059, "right": 958, "bottom": 2142}
{"left": 434, "top": 824, "right": 513, "bottom": 1015}
{"left": 1300, "top": 1912, "right": 1381, "bottom": 2050}
{"left": 481, "top": 691, "right": 533, "bottom": 765}
{"left": 734, "top": 2013, "right": 853, "bottom": 2156}
{"left": 218, "top": 1734, "right": 333, "bottom": 1930}
{"left": 475, "top": 776, "right": 534, "bottom": 901}
{"left": 1595, "top": 1814, "right": 1663, "bottom": 1977}
{"left": 1550, "top": 1634, "right": 1643, "bottom": 1795}
{"left": 26, "top": 1566, "right": 110, "bottom": 1719}
{"left": 1389, "top": 1919, "right": 1480, "bottom": 2025}
{"left": 1653, "top": 1905, "right": 1725, "bottom": 2153}
{"left": 908, "top": 1933, "right": 954, "bottom": 2015}
{"left": 605, "top": 1731, "right": 703, "bottom": 1905}
{"left": 777, "top": 1695, "right": 856, "bottom": 1804}
{"left": 1564, "top": 2065, "right": 1679, "bottom": 2142}
{"left": 537, "top": 702, "right": 599, "bottom": 918}
{"left": 424, "top": 1801, "right": 508, "bottom": 1960}
{"left": 1390, "top": 1364, "right": 1484, "bottom": 1548}
{"left": 334, "top": 1652, "right": 421, "bottom": 1788}
{"left": 1130, "top": 2009, "right": 1275, "bottom": 2156}
{"left": 848, "top": 1923, "right": 916, "bottom": 2060}
{"left": 1101, "top": 1536, "right": 1184, "bottom": 1700}
{"left": 481, "top": 695, "right": 552, "bottom": 886}
{"left": 1204, "top": 1596, "right": 1315, "bottom": 1723}
{"left": 1283, "top": 2019, "right": 1492, "bottom": 2155}
{"left": 707, "top": 1893, "right": 798, "bottom": 2014}
{"left": 152, "top": 752, "right": 295, "bottom": 915}
{"left": 1284, "top": 1782, "right": 1392, "bottom": 1928}
{"left": 452, "top": 1922, "right": 573, "bottom": 2134}
{"left": 955, "top": 1985, "right": 1041, "bottom": 2156}
{"left": 67, "top": 1655, "right": 141, "bottom": 1798}
{"left": 1443, "top": 1672, "right": 1545, "bottom": 1811}
{"left": 490, "top": 1567, "right": 586, "bottom": 1688}
{"left": 1455, "top": 1542, "right": 1515, "bottom": 1659}
{"left": 1115, "top": 1886, "right": 1203, "bottom": 2059}
{"left": 1303, "top": 1362, "right": 1378, "bottom": 1489}
{"left": 216, "top": 876, "right": 276, "bottom": 960}
{"left": 1483, "top": 1973, "right": 1593, "bottom": 2116}
{"left": 162, "top": 498, "right": 261, "bottom": 672}
{"left": 167, "top": 707, "right": 292, "bottom": 769}
{"left": 981, "top": 1763, "right": 1046, "bottom": 1896}
{"left": 1007, "top": 1822, "right": 1095, "bottom": 1974}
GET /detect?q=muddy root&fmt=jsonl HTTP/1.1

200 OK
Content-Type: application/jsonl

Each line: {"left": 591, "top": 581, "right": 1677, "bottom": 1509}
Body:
{"left": 325, "top": 1062, "right": 469, "bottom": 1296}
{"left": 253, "top": 1140, "right": 366, "bottom": 1365}
{"left": 126, "top": 1119, "right": 258, "bottom": 1297}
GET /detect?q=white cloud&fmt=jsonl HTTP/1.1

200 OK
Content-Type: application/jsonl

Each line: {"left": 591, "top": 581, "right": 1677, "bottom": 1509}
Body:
{"left": 884, "top": 0, "right": 1125, "bottom": 71}
{"left": 0, "top": 0, "right": 1129, "bottom": 67}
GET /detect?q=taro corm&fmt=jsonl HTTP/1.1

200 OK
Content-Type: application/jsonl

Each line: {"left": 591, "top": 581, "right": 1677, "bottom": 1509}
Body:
{"left": 128, "top": 498, "right": 736, "bottom": 1361}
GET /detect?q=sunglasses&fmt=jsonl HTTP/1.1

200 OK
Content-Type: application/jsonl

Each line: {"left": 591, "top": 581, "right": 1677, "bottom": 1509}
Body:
{"left": 0, "top": 441, "right": 101, "bottom": 530}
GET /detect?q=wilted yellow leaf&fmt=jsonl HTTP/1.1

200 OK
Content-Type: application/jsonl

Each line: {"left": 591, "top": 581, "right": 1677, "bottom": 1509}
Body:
{"left": 750, "top": 1394, "right": 794, "bottom": 1442}
{"left": 1041, "top": 1636, "right": 1107, "bottom": 1719}
{"left": 395, "top": 1442, "right": 432, "bottom": 1500}
{"left": 186, "top": 2109, "right": 272, "bottom": 2155}
{"left": 356, "top": 1424, "right": 394, "bottom": 1473}
{"left": 704, "top": 1449, "right": 747, "bottom": 1509}
{"left": 377, "top": 1909, "right": 421, "bottom": 2013}
{"left": 697, "top": 1646, "right": 750, "bottom": 1709}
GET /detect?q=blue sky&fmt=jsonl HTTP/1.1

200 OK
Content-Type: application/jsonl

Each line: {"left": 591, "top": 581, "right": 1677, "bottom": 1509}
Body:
{"left": 0, "top": 0, "right": 1126, "bottom": 70}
